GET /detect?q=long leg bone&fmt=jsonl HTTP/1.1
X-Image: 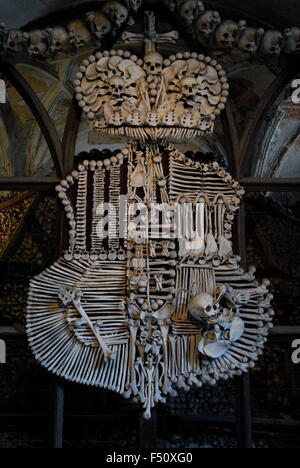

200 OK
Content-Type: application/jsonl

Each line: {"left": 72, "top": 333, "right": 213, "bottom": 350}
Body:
{"left": 58, "top": 287, "right": 113, "bottom": 362}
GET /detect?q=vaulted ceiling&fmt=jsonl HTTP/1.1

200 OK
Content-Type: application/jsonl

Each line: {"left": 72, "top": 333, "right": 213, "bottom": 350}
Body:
{"left": 0, "top": 0, "right": 299, "bottom": 29}
{"left": 0, "top": 0, "right": 299, "bottom": 193}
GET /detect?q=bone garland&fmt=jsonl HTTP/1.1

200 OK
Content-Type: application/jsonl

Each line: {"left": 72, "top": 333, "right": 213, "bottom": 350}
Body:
{"left": 173, "top": 2, "right": 299, "bottom": 56}
{"left": 1, "top": 2, "right": 300, "bottom": 59}
{"left": 0, "top": 1, "right": 142, "bottom": 58}
{"left": 55, "top": 173, "right": 78, "bottom": 251}
{"left": 75, "top": 40, "right": 229, "bottom": 138}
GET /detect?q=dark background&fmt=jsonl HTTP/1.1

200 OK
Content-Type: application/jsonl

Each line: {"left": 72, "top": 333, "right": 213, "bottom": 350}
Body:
{"left": 0, "top": 0, "right": 300, "bottom": 448}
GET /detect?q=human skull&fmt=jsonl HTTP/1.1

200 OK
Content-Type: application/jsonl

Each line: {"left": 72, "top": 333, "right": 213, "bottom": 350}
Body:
{"left": 125, "top": 0, "right": 143, "bottom": 14}
{"left": 238, "top": 27, "right": 264, "bottom": 53}
{"left": 4, "top": 29, "right": 28, "bottom": 53}
{"left": 162, "top": 0, "right": 178, "bottom": 11}
{"left": 195, "top": 10, "right": 221, "bottom": 38}
{"left": 86, "top": 12, "right": 112, "bottom": 40}
{"left": 101, "top": 1, "right": 129, "bottom": 28}
{"left": 180, "top": 76, "right": 198, "bottom": 103}
{"left": 144, "top": 52, "right": 163, "bottom": 76}
{"left": 260, "top": 30, "right": 283, "bottom": 55}
{"left": 109, "top": 76, "right": 126, "bottom": 98}
{"left": 188, "top": 292, "right": 220, "bottom": 322}
{"left": 215, "top": 20, "right": 240, "bottom": 48}
{"left": 179, "top": 0, "right": 205, "bottom": 25}
{"left": 284, "top": 27, "right": 300, "bottom": 54}
{"left": 67, "top": 20, "right": 91, "bottom": 49}
{"left": 45, "top": 26, "right": 69, "bottom": 53}
{"left": 27, "top": 30, "right": 48, "bottom": 56}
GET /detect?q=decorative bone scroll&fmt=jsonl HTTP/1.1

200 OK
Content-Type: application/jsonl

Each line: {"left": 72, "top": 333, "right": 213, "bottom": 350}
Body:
{"left": 27, "top": 12, "right": 274, "bottom": 419}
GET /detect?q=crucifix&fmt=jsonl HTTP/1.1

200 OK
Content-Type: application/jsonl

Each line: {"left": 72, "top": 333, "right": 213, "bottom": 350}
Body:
{"left": 122, "top": 11, "right": 179, "bottom": 109}
{"left": 122, "top": 10, "right": 179, "bottom": 55}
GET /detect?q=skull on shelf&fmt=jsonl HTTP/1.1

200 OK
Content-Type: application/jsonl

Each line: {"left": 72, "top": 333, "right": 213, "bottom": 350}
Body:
{"left": 195, "top": 10, "right": 221, "bottom": 39}
{"left": 101, "top": 1, "right": 129, "bottom": 28}
{"left": 86, "top": 12, "right": 112, "bottom": 41}
{"left": 284, "top": 27, "right": 300, "bottom": 53}
{"left": 215, "top": 20, "right": 244, "bottom": 49}
{"left": 179, "top": 0, "right": 205, "bottom": 25}
{"left": 27, "top": 30, "right": 48, "bottom": 56}
{"left": 260, "top": 30, "right": 283, "bottom": 55}
{"left": 125, "top": 0, "right": 143, "bottom": 14}
{"left": 4, "top": 29, "right": 28, "bottom": 53}
{"left": 67, "top": 20, "right": 92, "bottom": 49}
{"left": 45, "top": 26, "right": 69, "bottom": 54}
{"left": 238, "top": 27, "right": 264, "bottom": 53}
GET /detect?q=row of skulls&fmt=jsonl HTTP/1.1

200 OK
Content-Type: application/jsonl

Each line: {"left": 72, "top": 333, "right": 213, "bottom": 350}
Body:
{"left": 0, "top": 0, "right": 299, "bottom": 57}
{"left": 0, "top": 0, "right": 142, "bottom": 56}
{"left": 165, "top": 0, "right": 300, "bottom": 55}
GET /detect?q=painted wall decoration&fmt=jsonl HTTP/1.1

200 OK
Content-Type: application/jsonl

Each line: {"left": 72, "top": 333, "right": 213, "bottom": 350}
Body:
{"left": 26, "top": 11, "right": 274, "bottom": 419}
{"left": 0, "top": 63, "right": 74, "bottom": 177}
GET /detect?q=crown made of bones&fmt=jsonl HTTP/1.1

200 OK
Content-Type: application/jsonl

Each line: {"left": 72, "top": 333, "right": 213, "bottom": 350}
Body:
{"left": 74, "top": 12, "right": 229, "bottom": 140}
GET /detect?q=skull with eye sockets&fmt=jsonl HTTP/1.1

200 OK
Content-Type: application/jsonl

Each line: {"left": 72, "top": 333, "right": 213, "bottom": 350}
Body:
{"left": 144, "top": 52, "right": 163, "bottom": 76}
{"left": 4, "top": 29, "right": 28, "bottom": 53}
{"left": 179, "top": 0, "right": 205, "bottom": 25}
{"left": 27, "top": 30, "right": 48, "bottom": 56}
{"left": 188, "top": 292, "right": 220, "bottom": 322}
{"left": 101, "top": 1, "right": 129, "bottom": 28}
{"left": 215, "top": 20, "right": 245, "bottom": 49}
{"left": 109, "top": 76, "right": 126, "bottom": 99}
{"left": 260, "top": 30, "right": 283, "bottom": 55}
{"left": 180, "top": 76, "right": 198, "bottom": 106}
{"left": 45, "top": 26, "right": 69, "bottom": 54}
{"left": 86, "top": 12, "right": 112, "bottom": 41}
{"left": 67, "top": 20, "right": 92, "bottom": 49}
{"left": 238, "top": 27, "right": 264, "bottom": 53}
{"left": 185, "top": 284, "right": 228, "bottom": 323}
{"left": 195, "top": 10, "right": 221, "bottom": 39}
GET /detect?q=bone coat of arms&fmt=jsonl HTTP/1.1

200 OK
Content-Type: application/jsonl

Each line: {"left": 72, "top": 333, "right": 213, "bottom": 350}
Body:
{"left": 27, "top": 12, "right": 274, "bottom": 419}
